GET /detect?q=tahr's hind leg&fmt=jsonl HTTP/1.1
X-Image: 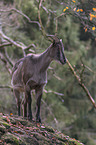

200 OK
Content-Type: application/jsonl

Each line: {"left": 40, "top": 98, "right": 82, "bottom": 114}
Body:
{"left": 24, "top": 91, "right": 32, "bottom": 120}
{"left": 14, "top": 90, "right": 21, "bottom": 116}
{"left": 23, "top": 92, "right": 27, "bottom": 118}
{"left": 35, "top": 87, "right": 43, "bottom": 123}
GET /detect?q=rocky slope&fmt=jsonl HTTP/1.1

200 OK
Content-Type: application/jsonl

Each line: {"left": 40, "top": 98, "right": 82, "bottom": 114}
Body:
{"left": 0, "top": 113, "right": 84, "bottom": 145}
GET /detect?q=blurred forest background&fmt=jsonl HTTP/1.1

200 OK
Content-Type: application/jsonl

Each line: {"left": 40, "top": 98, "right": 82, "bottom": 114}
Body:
{"left": 0, "top": 0, "right": 96, "bottom": 144}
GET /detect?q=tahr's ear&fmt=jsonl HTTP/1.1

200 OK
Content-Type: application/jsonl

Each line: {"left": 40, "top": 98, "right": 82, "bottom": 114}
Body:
{"left": 53, "top": 39, "right": 55, "bottom": 46}
{"left": 47, "top": 35, "right": 59, "bottom": 44}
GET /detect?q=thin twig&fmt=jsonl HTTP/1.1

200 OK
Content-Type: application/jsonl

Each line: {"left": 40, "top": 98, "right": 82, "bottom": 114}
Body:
{"left": 41, "top": 98, "right": 58, "bottom": 124}
{"left": 44, "top": 89, "right": 64, "bottom": 96}
{"left": 0, "top": 53, "right": 12, "bottom": 75}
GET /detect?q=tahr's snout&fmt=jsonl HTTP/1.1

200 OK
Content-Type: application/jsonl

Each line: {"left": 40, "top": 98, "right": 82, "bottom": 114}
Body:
{"left": 60, "top": 57, "right": 66, "bottom": 65}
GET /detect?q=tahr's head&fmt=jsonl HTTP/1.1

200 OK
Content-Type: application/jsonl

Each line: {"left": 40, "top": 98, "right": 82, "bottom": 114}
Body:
{"left": 49, "top": 36, "right": 66, "bottom": 65}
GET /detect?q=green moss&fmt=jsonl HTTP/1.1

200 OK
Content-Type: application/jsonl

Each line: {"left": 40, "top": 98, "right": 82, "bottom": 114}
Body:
{"left": 1, "top": 132, "right": 24, "bottom": 145}
{"left": 0, "top": 114, "right": 83, "bottom": 145}
{"left": 0, "top": 121, "right": 10, "bottom": 129}
{"left": 0, "top": 125, "right": 6, "bottom": 133}
{"left": 43, "top": 126, "right": 55, "bottom": 133}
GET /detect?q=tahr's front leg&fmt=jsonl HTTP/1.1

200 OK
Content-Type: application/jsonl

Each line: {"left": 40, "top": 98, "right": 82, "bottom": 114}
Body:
{"left": 35, "top": 87, "right": 43, "bottom": 123}
{"left": 23, "top": 91, "right": 32, "bottom": 120}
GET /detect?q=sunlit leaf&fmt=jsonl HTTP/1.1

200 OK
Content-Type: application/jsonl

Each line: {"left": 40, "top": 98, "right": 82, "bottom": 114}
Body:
{"left": 72, "top": 0, "right": 76, "bottom": 3}
{"left": 63, "top": 7, "right": 69, "bottom": 12}
{"left": 85, "top": 28, "right": 87, "bottom": 32}
{"left": 90, "top": 16, "right": 93, "bottom": 21}
{"left": 93, "top": 8, "right": 96, "bottom": 12}
{"left": 63, "top": 8, "right": 66, "bottom": 12}
{"left": 77, "top": 9, "right": 80, "bottom": 12}
{"left": 92, "top": 27, "right": 95, "bottom": 31}
{"left": 66, "top": 7, "right": 69, "bottom": 9}
{"left": 89, "top": 13, "right": 95, "bottom": 21}
{"left": 80, "top": 9, "right": 83, "bottom": 12}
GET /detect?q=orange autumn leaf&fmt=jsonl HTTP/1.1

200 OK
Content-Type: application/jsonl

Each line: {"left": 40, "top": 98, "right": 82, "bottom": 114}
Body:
{"left": 80, "top": 9, "right": 83, "bottom": 12}
{"left": 63, "top": 7, "right": 69, "bottom": 12}
{"left": 85, "top": 28, "right": 87, "bottom": 32}
{"left": 90, "top": 16, "right": 93, "bottom": 21}
{"left": 93, "top": 8, "right": 96, "bottom": 12}
{"left": 72, "top": 0, "right": 76, "bottom": 3}
{"left": 89, "top": 13, "right": 95, "bottom": 21}
{"left": 90, "top": 13, "right": 95, "bottom": 17}
{"left": 14, "top": 131, "right": 18, "bottom": 133}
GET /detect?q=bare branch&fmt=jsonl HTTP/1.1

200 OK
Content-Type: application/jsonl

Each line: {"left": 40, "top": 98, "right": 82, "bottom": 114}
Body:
{"left": 38, "top": 0, "right": 47, "bottom": 37}
{"left": 0, "top": 30, "right": 23, "bottom": 49}
{"left": 0, "top": 42, "right": 12, "bottom": 48}
{"left": 53, "top": 74, "right": 62, "bottom": 81}
{"left": 0, "top": 85, "right": 12, "bottom": 89}
{"left": 0, "top": 8, "right": 41, "bottom": 28}
{"left": 0, "top": 30, "right": 35, "bottom": 56}
{"left": 55, "top": 13, "right": 66, "bottom": 33}
{"left": 66, "top": 58, "right": 96, "bottom": 108}
{"left": 84, "top": 65, "right": 96, "bottom": 74}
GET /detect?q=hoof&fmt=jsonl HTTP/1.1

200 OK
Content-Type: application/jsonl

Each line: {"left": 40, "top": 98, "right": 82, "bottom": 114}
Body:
{"left": 28, "top": 115, "right": 32, "bottom": 121}
{"left": 36, "top": 117, "right": 41, "bottom": 123}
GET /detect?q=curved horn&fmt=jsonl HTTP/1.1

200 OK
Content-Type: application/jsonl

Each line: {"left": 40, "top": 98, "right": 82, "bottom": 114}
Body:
{"left": 47, "top": 34, "right": 59, "bottom": 43}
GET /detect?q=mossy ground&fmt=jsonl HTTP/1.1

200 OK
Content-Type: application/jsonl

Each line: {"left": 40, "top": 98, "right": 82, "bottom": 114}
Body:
{"left": 0, "top": 113, "right": 84, "bottom": 145}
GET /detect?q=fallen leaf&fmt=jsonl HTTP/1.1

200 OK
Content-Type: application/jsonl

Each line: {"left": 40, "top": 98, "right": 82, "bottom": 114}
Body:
{"left": 10, "top": 113, "right": 13, "bottom": 116}
{"left": 41, "top": 126, "right": 45, "bottom": 128}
